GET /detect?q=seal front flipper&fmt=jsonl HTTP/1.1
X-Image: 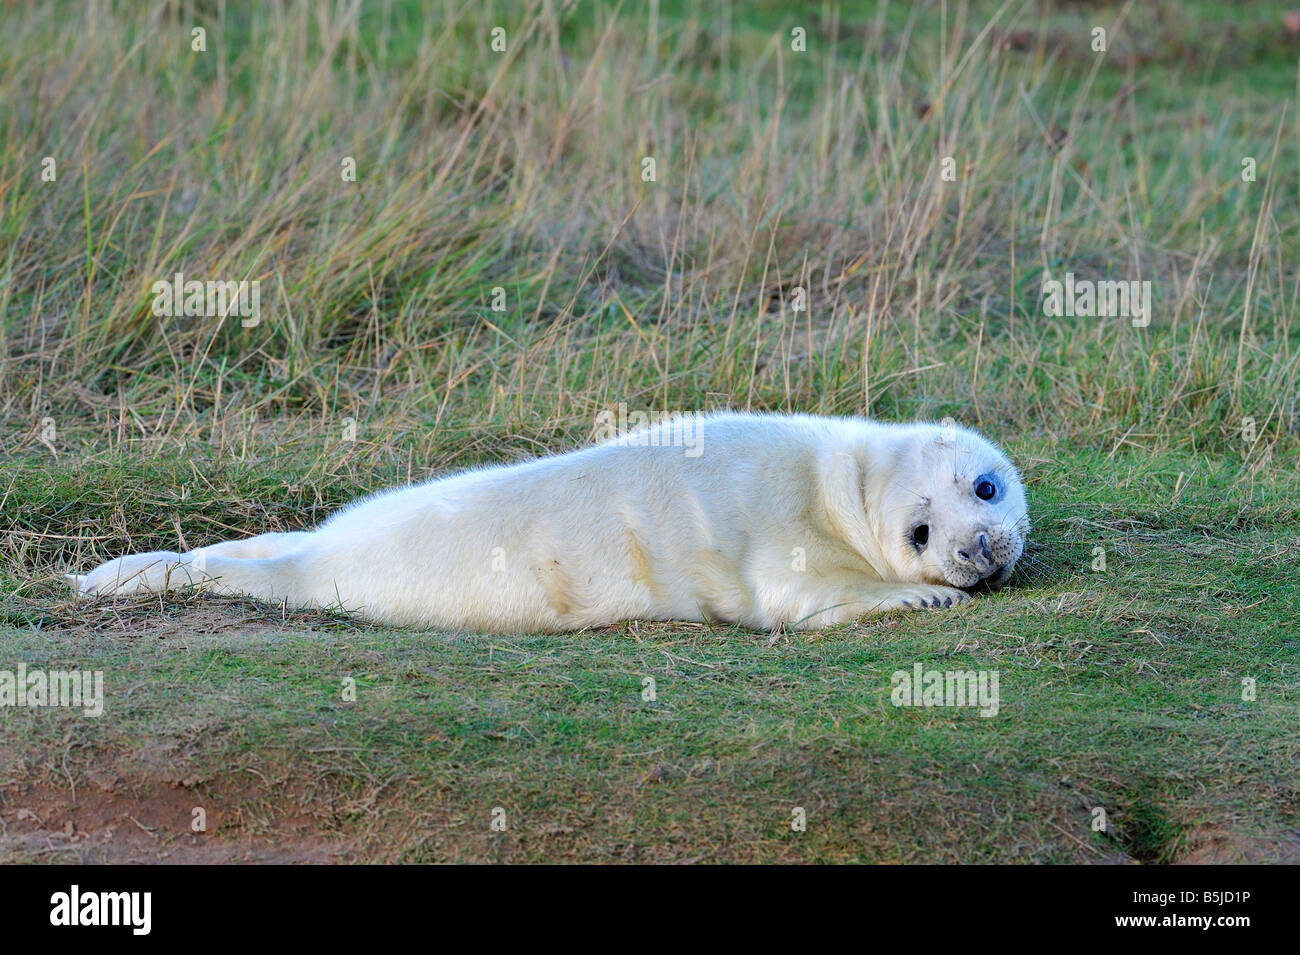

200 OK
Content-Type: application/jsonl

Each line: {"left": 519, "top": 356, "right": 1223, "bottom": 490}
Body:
{"left": 772, "top": 581, "right": 971, "bottom": 629}
{"left": 883, "top": 583, "right": 972, "bottom": 611}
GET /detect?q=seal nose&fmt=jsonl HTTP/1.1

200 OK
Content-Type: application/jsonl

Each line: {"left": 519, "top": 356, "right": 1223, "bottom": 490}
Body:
{"left": 955, "top": 533, "right": 996, "bottom": 574}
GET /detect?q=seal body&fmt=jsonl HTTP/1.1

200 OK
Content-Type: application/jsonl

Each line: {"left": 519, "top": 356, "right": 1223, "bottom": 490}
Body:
{"left": 69, "top": 412, "right": 1030, "bottom": 632}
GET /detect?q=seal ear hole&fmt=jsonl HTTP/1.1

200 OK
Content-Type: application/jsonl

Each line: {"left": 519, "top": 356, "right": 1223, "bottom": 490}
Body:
{"left": 911, "top": 524, "right": 930, "bottom": 550}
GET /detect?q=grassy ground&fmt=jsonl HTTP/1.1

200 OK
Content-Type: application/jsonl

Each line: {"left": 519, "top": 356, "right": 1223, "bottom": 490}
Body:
{"left": 1, "top": 0, "right": 1298, "bottom": 862}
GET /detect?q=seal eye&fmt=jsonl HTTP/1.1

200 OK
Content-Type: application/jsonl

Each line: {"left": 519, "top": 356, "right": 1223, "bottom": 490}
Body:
{"left": 911, "top": 524, "right": 929, "bottom": 549}
{"left": 975, "top": 479, "right": 997, "bottom": 501}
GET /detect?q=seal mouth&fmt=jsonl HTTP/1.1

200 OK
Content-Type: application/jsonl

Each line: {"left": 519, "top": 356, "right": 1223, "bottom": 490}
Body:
{"left": 927, "top": 529, "right": 1023, "bottom": 589}
{"left": 939, "top": 563, "right": 1009, "bottom": 591}
{"left": 968, "top": 564, "right": 1013, "bottom": 592}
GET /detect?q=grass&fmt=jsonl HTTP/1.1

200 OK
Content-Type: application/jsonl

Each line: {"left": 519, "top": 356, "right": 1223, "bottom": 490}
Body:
{"left": 0, "top": 0, "right": 1298, "bottom": 862}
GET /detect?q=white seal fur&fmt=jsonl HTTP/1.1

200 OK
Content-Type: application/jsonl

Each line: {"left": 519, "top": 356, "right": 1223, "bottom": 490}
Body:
{"left": 68, "top": 412, "right": 1029, "bottom": 632}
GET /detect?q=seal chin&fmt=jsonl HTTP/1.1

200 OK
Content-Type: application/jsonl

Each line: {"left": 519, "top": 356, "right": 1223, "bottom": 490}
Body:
{"left": 943, "top": 569, "right": 982, "bottom": 589}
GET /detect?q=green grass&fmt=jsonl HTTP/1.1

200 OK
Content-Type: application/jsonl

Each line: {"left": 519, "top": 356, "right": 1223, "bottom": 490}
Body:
{"left": 3, "top": 442, "right": 1296, "bottom": 861}
{"left": 1, "top": 0, "right": 1299, "bottom": 862}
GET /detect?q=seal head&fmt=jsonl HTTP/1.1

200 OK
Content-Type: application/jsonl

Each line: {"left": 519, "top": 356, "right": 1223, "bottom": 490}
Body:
{"left": 876, "top": 423, "right": 1030, "bottom": 589}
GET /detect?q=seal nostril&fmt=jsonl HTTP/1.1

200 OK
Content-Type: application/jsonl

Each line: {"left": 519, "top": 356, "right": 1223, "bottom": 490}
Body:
{"left": 956, "top": 537, "right": 996, "bottom": 573}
